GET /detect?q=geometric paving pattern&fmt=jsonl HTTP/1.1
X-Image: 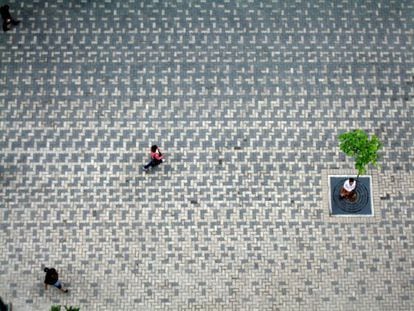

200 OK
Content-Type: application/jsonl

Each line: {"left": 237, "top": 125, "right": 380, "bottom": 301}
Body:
{"left": 1, "top": 0, "right": 413, "bottom": 310}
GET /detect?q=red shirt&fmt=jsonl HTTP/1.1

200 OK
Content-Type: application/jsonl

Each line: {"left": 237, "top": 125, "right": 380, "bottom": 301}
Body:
{"left": 151, "top": 150, "right": 163, "bottom": 160}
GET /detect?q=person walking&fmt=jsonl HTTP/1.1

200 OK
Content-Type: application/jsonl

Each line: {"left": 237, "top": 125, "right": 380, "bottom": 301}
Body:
{"left": 143, "top": 145, "right": 165, "bottom": 171}
{"left": 0, "top": 5, "right": 20, "bottom": 32}
{"left": 43, "top": 267, "right": 69, "bottom": 293}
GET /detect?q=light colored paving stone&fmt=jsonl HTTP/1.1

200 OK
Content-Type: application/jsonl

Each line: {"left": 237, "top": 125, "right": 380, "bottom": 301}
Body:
{"left": 1, "top": 0, "right": 413, "bottom": 310}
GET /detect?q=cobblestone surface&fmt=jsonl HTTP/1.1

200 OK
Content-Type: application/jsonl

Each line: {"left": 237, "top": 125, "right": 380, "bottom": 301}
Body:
{"left": 1, "top": 0, "right": 413, "bottom": 310}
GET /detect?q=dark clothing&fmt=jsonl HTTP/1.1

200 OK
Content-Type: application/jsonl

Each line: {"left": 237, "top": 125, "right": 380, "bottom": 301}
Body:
{"left": 144, "top": 158, "right": 162, "bottom": 170}
{"left": 0, "top": 5, "right": 11, "bottom": 20}
{"left": 1, "top": 5, "right": 19, "bottom": 32}
{"left": 44, "top": 268, "right": 59, "bottom": 285}
{"left": 0, "top": 298, "right": 8, "bottom": 311}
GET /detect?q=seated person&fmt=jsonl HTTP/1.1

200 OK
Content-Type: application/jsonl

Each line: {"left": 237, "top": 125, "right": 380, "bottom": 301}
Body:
{"left": 340, "top": 178, "right": 356, "bottom": 200}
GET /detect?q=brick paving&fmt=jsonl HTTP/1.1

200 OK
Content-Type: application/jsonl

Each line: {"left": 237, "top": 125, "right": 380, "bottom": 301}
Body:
{"left": 0, "top": 0, "right": 413, "bottom": 310}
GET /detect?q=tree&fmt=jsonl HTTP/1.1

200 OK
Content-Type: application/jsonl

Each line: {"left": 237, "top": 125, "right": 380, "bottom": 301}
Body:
{"left": 339, "top": 129, "right": 382, "bottom": 179}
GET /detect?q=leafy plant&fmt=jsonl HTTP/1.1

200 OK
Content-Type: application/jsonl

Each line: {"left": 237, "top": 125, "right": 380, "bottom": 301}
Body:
{"left": 65, "top": 307, "right": 80, "bottom": 311}
{"left": 339, "top": 129, "right": 382, "bottom": 178}
{"left": 50, "top": 306, "right": 61, "bottom": 311}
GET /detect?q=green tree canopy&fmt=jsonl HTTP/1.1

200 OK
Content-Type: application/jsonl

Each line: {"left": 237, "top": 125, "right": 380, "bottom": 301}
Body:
{"left": 339, "top": 129, "right": 382, "bottom": 176}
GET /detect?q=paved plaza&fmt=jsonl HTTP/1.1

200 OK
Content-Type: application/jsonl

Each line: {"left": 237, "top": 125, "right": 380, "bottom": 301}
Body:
{"left": 1, "top": 0, "right": 414, "bottom": 310}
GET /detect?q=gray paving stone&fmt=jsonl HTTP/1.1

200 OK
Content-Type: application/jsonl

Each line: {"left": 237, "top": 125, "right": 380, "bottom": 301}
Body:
{"left": 1, "top": 0, "right": 414, "bottom": 310}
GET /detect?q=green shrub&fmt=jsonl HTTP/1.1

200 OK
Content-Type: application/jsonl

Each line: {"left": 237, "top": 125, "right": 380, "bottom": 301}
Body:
{"left": 339, "top": 129, "right": 382, "bottom": 178}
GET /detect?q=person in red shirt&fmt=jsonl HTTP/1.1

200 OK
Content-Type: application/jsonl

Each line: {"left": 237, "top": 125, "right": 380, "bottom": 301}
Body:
{"left": 143, "top": 145, "right": 165, "bottom": 171}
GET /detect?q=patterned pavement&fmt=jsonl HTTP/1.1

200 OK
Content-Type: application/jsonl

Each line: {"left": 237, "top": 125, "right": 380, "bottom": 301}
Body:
{"left": 0, "top": 0, "right": 413, "bottom": 310}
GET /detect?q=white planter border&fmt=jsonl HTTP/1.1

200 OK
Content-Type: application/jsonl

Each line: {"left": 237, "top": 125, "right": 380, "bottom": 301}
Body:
{"left": 328, "top": 175, "right": 373, "bottom": 217}
{"left": 321, "top": 168, "right": 381, "bottom": 223}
